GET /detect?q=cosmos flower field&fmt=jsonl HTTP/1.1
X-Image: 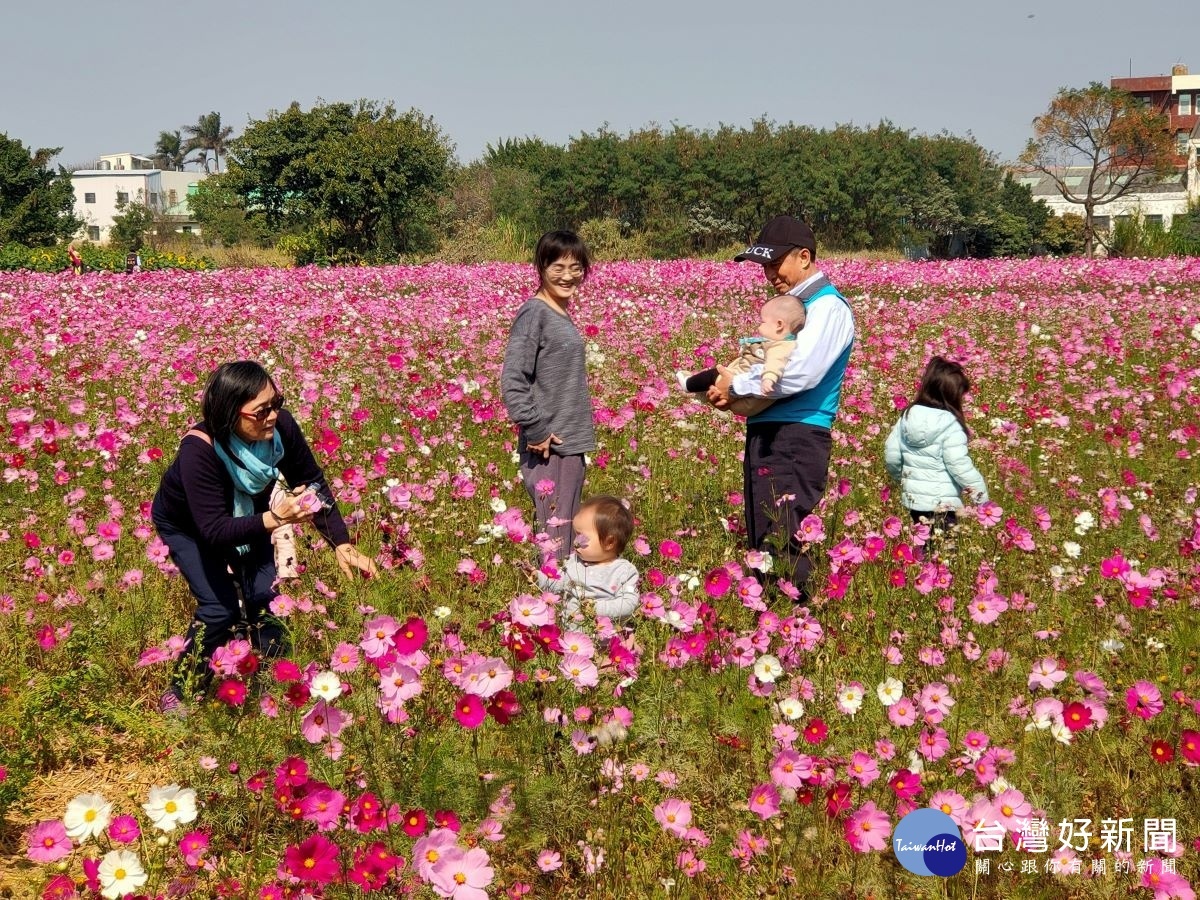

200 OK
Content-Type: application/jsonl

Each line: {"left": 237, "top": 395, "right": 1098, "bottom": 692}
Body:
{"left": 1, "top": 256, "right": 1199, "bottom": 899}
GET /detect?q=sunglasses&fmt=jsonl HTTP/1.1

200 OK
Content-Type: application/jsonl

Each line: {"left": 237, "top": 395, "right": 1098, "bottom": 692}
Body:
{"left": 240, "top": 395, "right": 285, "bottom": 422}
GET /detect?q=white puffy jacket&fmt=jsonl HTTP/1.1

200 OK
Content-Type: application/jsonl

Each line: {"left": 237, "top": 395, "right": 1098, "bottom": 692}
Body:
{"left": 884, "top": 405, "right": 988, "bottom": 512}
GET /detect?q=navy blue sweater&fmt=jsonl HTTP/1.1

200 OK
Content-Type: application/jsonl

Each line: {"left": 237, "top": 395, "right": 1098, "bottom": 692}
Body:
{"left": 152, "top": 409, "right": 350, "bottom": 552}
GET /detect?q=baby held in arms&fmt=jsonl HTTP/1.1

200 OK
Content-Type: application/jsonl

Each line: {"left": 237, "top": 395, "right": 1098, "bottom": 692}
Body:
{"left": 676, "top": 294, "right": 807, "bottom": 417}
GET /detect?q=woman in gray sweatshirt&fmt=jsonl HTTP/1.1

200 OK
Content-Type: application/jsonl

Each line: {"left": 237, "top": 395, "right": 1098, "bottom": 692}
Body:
{"left": 501, "top": 231, "right": 597, "bottom": 561}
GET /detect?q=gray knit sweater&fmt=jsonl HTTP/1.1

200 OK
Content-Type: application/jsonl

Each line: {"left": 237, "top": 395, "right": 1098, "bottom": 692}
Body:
{"left": 501, "top": 298, "right": 596, "bottom": 456}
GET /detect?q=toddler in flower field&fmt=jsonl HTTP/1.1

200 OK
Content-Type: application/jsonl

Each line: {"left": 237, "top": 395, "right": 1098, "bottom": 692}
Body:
{"left": 884, "top": 356, "right": 988, "bottom": 531}
{"left": 675, "top": 294, "right": 807, "bottom": 417}
{"left": 535, "top": 495, "right": 640, "bottom": 626}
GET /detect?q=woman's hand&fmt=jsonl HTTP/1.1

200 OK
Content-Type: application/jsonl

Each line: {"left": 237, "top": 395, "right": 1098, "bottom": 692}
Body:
{"left": 335, "top": 543, "right": 379, "bottom": 578}
{"left": 526, "top": 433, "right": 562, "bottom": 459}
{"left": 269, "top": 486, "right": 316, "bottom": 526}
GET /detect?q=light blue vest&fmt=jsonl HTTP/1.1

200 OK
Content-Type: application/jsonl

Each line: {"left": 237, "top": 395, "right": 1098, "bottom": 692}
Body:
{"left": 747, "top": 281, "right": 853, "bottom": 429}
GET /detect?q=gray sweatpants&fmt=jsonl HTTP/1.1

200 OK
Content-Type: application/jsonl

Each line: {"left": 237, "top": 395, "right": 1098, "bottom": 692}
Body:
{"left": 520, "top": 451, "right": 586, "bottom": 562}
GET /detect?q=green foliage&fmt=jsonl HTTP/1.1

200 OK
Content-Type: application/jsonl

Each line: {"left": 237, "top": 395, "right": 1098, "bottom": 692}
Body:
{"left": 183, "top": 111, "right": 235, "bottom": 173}
{"left": 224, "top": 100, "right": 454, "bottom": 264}
{"left": 108, "top": 197, "right": 155, "bottom": 252}
{"left": 189, "top": 175, "right": 271, "bottom": 247}
{"left": 450, "top": 120, "right": 1034, "bottom": 259}
{"left": 1041, "top": 212, "right": 1086, "bottom": 255}
{"left": 1110, "top": 210, "right": 1194, "bottom": 258}
{"left": 153, "top": 130, "right": 188, "bottom": 171}
{"left": 577, "top": 217, "right": 651, "bottom": 261}
{"left": 0, "top": 134, "right": 82, "bottom": 246}
{"left": 0, "top": 241, "right": 210, "bottom": 271}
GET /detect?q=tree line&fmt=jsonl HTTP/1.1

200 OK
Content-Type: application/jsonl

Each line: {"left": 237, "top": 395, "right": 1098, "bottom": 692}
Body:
{"left": 5, "top": 95, "right": 1148, "bottom": 264}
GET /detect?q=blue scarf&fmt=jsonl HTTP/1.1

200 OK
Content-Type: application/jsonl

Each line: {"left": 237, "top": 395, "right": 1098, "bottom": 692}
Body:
{"left": 213, "top": 431, "right": 284, "bottom": 555}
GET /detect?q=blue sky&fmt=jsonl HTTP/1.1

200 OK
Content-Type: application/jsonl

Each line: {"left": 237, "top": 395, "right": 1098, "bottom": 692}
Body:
{"left": 4, "top": 0, "right": 1196, "bottom": 169}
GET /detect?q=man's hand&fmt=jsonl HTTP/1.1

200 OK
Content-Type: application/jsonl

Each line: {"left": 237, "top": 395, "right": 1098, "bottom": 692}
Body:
{"left": 526, "top": 433, "right": 562, "bottom": 458}
{"left": 705, "top": 365, "right": 735, "bottom": 409}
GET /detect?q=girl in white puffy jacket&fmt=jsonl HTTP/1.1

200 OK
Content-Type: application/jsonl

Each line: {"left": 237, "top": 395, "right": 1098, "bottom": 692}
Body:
{"left": 884, "top": 356, "right": 988, "bottom": 528}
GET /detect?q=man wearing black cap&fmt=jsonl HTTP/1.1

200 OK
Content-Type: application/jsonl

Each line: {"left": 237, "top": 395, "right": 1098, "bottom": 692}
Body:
{"left": 708, "top": 215, "right": 855, "bottom": 598}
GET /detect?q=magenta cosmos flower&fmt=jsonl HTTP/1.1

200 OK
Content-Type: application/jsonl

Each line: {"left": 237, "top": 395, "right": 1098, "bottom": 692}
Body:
{"left": 453, "top": 694, "right": 486, "bottom": 729}
{"left": 284, "top": 833, "right": 342, "bottom": 884}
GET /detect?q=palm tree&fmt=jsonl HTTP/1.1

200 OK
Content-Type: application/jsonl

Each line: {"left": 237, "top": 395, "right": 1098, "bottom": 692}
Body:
{"left": 152, "top": 130, "right": 187, "bottom": 171}
{"left": 182, "top": 111, "right": 235, "bottom": 173}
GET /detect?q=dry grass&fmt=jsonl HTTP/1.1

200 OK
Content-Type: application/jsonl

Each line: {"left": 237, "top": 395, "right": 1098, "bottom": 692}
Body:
{"left": 0, "top": 754, "right": 178, "bottom": 893}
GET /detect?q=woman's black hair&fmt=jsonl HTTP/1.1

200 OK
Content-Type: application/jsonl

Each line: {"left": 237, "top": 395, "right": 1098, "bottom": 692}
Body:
{"left": 202, "top": 361, "right": 277, "bottom": 446}
{"left": 534, "top": 230, "right": 592, "bottom": 288}
{"left": 906, "top": 356, "right": 971, "bottom": 436}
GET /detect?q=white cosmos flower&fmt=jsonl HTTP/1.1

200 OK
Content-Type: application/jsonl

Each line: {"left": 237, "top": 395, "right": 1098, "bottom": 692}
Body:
{"left": 1073, "top": 511, "right": 1096, "bottom": 536}
{"left": 753, "top": 654, "right": 783, "bottom": 684}
{"left": 1099, "top": 638, "right": 1125, "bottom": 654}
{"left": 142, "top": 784, "right": 198, "bottom": 832}
{"left": 489, "top": 497, "right": 507, "bottom": 514}
{"left": 310, "top": 670, "right": 343, "bottom": 702}
{"left": 64, "top": 792, "right": 112, "bottom": 841}
{"left": 777, "top": 697, "right": 805, "bottom": 720}
{"left": 837, "top": 684, "right": 864, "bottom": 715}
{"left": 98, "top": 849, "right": 147, "bottom": 899}
{"left": 1050, "top": 722, "right": 1074, "bottom": 745}
{"left": 433, "top": 605, "right": 452, "bottom": 620}
{"left": 876, "top": 677, "right": 904, "bottom": 707}
{"left": 1062, "top": 541, "right": 1081, "bottom": 559}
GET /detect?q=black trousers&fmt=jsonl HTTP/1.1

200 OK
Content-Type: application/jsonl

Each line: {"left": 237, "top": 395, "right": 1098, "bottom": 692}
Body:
{"left": 744, "top": 422, "right": 832, "bottom": 593}
{"left": 154, "top": 513, "right": 285, "bottom": 693}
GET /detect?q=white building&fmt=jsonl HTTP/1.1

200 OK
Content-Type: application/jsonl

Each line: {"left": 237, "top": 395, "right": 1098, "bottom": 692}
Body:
{"left": 1016, "top": 145, "right": 1198, "bottom": 234}
{"left": 1016, "top": 64, "right": 1200, "bottom": 238}
{"left": 70, "top": 153, "right": 207, "bottom": 243}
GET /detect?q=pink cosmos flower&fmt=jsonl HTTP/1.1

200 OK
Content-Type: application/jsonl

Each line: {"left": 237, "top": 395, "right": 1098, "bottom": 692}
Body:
{"left": 654, "top": 798, "right": 692, "bottom": 838}
{"left": 430, "top": 846, "right": 495, "bottom": 900}
{"left": 844, "top": 801, "right": 891, "bottom": 852}
{"left": 887, "top": 697, "right": 918, "bottom": 727}
{"left": 1141, "top": 857, "right": 1196, "bottom": 898}
{"left": 1028, "top": 657, "right": 1068, "bottom": 690}
{"left": 771, "top": 749, "right": 813, "bottom": 789}
{"left": 330, "top": 642, "right": 360, "bottom": 673}
{"left": 537, "top": 849, "right": 562, "bottom": 872}
{"left": 748, "top": 783, "right": 781, "bottom": 820}
{"left": 301, "top": 700, "right": 352, "bottom": 744}
{"left": 929, "top": 790, "right": 969, "bottom": 827}
{"left": 797, "top": 514, "right": 825, "bottom": 543}
{"left": 414, "top": 828, "right": 459, "bottom": 881}
{"left": 917, "top": 727, "right": 950, "bottom": 762}
{"left": 993, "top": 789, "right": 1032, "bottom": 832}
{"left": 25, "top": 820, "right": 72, "bottom": 863}
{"left": 1126, "top": 681, "right": 1164, "bottom": 719}
{"left": 846, "top": 751, "right": 880, "bottom": 787}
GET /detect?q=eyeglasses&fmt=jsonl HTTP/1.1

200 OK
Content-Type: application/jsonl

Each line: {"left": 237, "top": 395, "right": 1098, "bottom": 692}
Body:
{"left": 240, "top": 395, "right": 285, "bottom": 422}
{"left": 546, "top": 263, "right": 585, "bottom": 277}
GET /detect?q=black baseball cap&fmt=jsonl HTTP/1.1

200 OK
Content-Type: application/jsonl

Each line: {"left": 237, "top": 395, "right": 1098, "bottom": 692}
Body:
{"left": 734, "top": 215, "right": 817, "bottom": 264}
